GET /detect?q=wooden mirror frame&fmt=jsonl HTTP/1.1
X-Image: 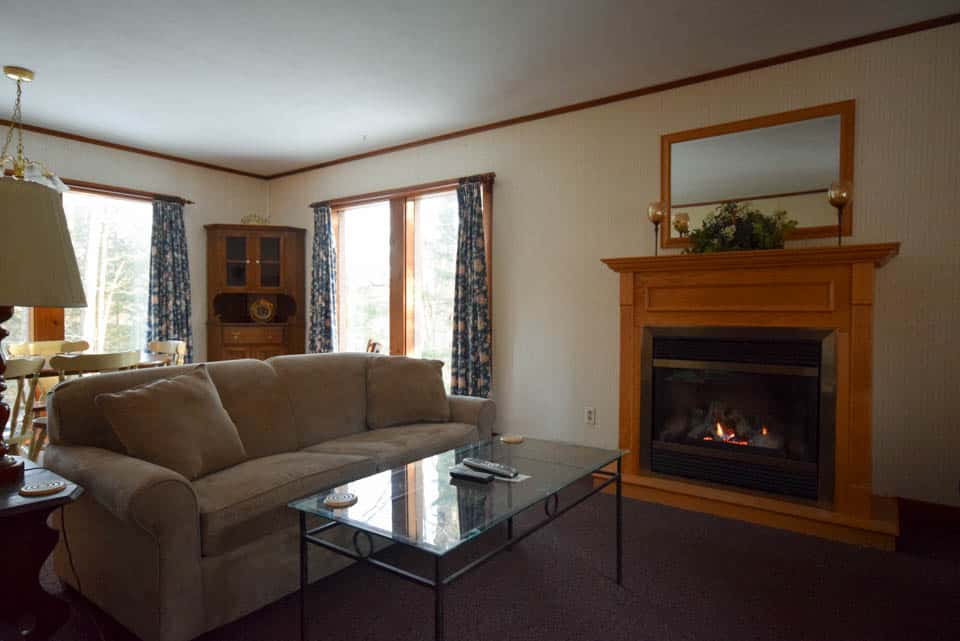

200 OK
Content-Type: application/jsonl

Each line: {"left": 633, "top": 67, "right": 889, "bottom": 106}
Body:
{"left": 660, "top": 100, "right": 855, "bottom": 249}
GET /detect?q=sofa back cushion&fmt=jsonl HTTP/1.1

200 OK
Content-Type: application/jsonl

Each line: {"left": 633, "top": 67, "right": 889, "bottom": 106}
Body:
{"left": 267, "top": 353, "right": 373, "bottom": 448}
{"left": 95, "top": 365, "right": 247, "bottom": 479}
{"left": 48, "top": 359, "right": 297, "bottom": 459}
{"left": 204, "top": 359, "right": 298, "bottom": 457}
{"left": 366, "top": 356, "right": 450, "bottom": 429}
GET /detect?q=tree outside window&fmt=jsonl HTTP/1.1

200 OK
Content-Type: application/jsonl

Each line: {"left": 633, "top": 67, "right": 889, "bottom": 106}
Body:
{"left": 62, "top": 192, "right": 152, "bottom": 353}
{"left": 409, "top": 192, "right": 458, "bottom": 389}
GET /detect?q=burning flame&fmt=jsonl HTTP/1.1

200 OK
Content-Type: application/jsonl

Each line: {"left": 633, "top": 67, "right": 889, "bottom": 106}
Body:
{"left": 761, "top": 426, "right": 769, "bottom": 436}
{"left": 706, "top": 421, "right": 750, "bottom": 446}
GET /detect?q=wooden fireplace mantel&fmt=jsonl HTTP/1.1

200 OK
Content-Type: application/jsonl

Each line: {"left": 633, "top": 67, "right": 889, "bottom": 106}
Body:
{"left": 602, "top": 243, "right": 899, "bottom": 274}
{"left": 601, "top": 243, "right": 900, "bottom": 549}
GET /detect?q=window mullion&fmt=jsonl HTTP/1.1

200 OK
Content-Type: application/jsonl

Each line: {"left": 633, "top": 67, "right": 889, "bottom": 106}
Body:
{"left": 388, "top": 197, "right": 413, "bottom": 355}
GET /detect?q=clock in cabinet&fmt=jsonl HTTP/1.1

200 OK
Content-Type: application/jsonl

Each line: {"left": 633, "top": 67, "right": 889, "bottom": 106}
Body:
{"left": 205, "top": 224, "right": 306, "bottom": 361}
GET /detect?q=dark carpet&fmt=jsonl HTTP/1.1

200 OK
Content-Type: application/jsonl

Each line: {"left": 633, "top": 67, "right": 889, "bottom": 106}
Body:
{"left": 39, "top": 483, "right": 960, "bottom": 641}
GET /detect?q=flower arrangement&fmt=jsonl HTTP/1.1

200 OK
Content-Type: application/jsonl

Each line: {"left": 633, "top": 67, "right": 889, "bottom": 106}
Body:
{"left": 686, "top": 202, "right": 797, "bottom": 253}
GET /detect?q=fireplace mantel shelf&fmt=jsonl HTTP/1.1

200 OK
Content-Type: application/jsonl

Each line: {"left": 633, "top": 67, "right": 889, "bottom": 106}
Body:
{"left": 602, "top": 242, "right": 900, "bottom": 274}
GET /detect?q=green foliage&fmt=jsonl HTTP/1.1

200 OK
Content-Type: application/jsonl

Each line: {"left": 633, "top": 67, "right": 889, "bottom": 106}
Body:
{"left": 686, "top": 202, "right": 798, "bottom": 253}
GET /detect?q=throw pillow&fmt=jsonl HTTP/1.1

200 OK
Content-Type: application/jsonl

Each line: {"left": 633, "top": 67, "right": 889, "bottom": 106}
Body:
{"left": 366, "top": 356, "right": 450, "bottom": 429}
{"left": 95, "top": 365, "right": 247, "bottom": 479}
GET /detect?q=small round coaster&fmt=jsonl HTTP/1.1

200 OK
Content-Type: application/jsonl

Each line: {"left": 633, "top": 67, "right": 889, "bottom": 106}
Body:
{"left": 500, "top": 434, "right": 524, "bottom": 444}
{"left": 19, "top": 480, "right": 67, "bottom": 498}
{"left": 323, "top": 492, "right": 358, "bottom": 508}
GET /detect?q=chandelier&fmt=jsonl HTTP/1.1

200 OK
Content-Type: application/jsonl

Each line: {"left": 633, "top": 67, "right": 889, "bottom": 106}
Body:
{"left": 1, "top": 65, "right": 67, "bottom": 192}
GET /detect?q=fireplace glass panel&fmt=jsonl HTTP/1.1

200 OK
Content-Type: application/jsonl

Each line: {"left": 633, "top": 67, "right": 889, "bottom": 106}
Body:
{"left": 653, "top": 365, "right": 819, "bottom": 463}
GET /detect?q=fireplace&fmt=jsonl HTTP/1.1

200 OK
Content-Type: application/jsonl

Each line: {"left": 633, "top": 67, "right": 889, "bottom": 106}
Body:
{"left": 641, "top": 327, "right": 835, "bottom": 501}
{"left": 603, "top": 244, "right": 900, "bottom": 548}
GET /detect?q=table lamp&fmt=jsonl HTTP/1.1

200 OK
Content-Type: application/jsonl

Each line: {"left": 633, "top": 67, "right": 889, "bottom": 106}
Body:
{"left": 0, "top": 65, "right": 86, "bottom": 483}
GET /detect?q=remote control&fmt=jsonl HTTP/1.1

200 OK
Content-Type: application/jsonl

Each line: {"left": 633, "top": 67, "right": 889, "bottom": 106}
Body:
{"left": 462, "top": 457, "right": 518, "bottom": 479}
{"left": 449, "top": 465, "right": 494, "bottom": 483}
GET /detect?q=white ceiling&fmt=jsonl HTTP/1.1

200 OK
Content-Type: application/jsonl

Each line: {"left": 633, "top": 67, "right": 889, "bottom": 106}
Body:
{"left": 1, "top": 1, "right": 957, "bottom": 176}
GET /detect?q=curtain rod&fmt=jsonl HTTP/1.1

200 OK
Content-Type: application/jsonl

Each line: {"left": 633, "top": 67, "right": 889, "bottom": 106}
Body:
{"left": 64, "top": 179, "right": 195, "bottom": 205}
{"left": 309, "top": 172, "right": 495, "bottom": 209}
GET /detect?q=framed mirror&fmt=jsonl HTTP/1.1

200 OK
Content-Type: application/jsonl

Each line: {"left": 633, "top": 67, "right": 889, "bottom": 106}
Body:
{"left": 660, "top": 100, "right": 854, "bottom": 248}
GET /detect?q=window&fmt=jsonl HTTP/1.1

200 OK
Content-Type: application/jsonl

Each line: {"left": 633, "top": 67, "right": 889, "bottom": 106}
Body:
{"left": 62, "top": 191, "right": 152, "bottom": 352}
{"left": 408, "top": 192, "right": 458, "bottom": 388}
{"left": 327, "top": 176, "right": 491, "bottom": 391}
{"left": 1, "top": 307, "right": 31, "bottom": 413}
{"left": 335, "top": 201, "right": 391, "bottom": 352}
{"left": 3, "top": 307, "right": 30, "bottom": 350}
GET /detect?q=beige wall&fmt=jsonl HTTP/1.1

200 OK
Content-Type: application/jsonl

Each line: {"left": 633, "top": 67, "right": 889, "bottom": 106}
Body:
{"left": 269, "top": 24, "right": 960, "bottom": 506}
{"left": 20, "top": 131, "right": 270, "bottom": 361}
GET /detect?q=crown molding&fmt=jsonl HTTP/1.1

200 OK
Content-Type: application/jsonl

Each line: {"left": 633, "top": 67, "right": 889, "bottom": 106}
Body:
{"left": 0, "top": 118, "right": 267, "bottom": 179}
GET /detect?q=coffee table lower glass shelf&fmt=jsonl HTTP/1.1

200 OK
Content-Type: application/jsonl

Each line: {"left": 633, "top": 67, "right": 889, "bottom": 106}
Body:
{"left": 289, "top": 437, "right": 626, "bottom": 641}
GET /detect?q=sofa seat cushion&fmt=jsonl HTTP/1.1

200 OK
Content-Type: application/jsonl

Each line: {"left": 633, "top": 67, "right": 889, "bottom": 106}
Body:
{"left": 304, "top": 422, "right": 479, "bottom": 471}
{"left": 194, "top": 452, "right": 375, "bottom": 556}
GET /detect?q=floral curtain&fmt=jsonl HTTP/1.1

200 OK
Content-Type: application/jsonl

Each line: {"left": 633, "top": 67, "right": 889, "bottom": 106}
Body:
{"left": 451, "top": 177, "right": 492, "bottom": 397}
{"left": 147, "top": 198, "right": 193, "bottom": 362}
{"left": 309, "top": 203, "right": 338, "bottom": 352}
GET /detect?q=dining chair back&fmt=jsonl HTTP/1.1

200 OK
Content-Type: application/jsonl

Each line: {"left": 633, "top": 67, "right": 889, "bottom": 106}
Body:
{"left": 146, "top": 340, "right": 188, "bottom": 366}
{"left": 2, "top": 357, "right": 44, "bottom": 456}
{"left": 49, "top": 351, "right": 142, "bottom": 382}
{"left": 6, "top": 339, "right": 90, "bottom": 358}
{"left": 7, "top": 341, "right": 92, "bottom": 429}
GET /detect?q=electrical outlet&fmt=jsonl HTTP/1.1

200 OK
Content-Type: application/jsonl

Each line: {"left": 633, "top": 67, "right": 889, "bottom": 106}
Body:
{"left": 584, "top": 406, "right": 597, "bottom": 426}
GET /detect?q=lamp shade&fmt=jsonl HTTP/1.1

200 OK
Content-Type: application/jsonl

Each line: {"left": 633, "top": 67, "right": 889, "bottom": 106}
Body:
{"left": 0, "top": 179, "right": 86, "bottom": 307}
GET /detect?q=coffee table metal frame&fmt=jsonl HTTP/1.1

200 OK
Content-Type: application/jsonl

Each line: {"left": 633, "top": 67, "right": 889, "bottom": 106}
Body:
{"left": 297, "top": 455, "right": 622, "bottom": 641}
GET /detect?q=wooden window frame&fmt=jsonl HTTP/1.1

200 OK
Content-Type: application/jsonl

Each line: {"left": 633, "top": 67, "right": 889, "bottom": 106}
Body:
{"left": 326, "top": 173, "right": 494, "bottom": 357}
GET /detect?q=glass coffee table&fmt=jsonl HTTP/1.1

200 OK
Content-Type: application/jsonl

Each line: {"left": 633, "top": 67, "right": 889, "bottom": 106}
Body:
{"left": 290, "top": 437, "right": 625, "bottom": 641}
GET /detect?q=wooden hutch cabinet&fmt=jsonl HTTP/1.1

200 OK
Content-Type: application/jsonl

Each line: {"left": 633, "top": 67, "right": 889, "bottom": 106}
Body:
{"left": 205, "top": 224, "right": 306, "bottom": 361}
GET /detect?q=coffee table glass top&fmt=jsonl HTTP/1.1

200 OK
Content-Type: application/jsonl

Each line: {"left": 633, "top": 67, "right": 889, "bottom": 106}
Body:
{"left": 289, "top": 438, "right": 625, "bottom": 555}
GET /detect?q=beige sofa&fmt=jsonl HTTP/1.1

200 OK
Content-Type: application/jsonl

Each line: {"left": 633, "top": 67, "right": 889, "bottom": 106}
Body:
{"left": 43, "top": 353, "right": 495, "bottom": 641}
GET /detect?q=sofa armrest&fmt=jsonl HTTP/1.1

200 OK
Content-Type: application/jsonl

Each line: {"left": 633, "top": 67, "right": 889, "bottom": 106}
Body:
{"left": 44, "top": 444, "right": 199, "bottom": 538}
{"left": 448, "top": 395, "right": 496, "bottom": 441}
{"left": 45, "top": 444, "right": 205, "bottom": 641}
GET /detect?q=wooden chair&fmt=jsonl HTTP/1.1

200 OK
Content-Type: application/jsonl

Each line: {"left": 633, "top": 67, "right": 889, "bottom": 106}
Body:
{"left": 365, "top": 339, "right": 383, "bottom": 354}
{"left": 146, "top": 340, "right": 187, "bottom": 366}
{"left": 6, "top": 339, "right": 90, "bottom": 358}
{"left": 28, "top": 351, "right": 142, "bottom": 460}
{"left": 2, "top": 357, "right": 44, "bottom": 457}
{"left": 48, "top": 351, "right": 142, "bottom": 382}
{"left": 6, "top": 340, "right": 92, "bottom": 422}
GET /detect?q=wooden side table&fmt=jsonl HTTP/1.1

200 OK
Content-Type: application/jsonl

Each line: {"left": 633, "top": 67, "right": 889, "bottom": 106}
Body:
{"left": 0, "top": 457, "right": 82, "bottom": 640}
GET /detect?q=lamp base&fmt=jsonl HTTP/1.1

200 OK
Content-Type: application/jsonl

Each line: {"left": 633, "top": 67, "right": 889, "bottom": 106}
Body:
{"left": 0, "top": 456, "right": 25, "bottom": 484}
